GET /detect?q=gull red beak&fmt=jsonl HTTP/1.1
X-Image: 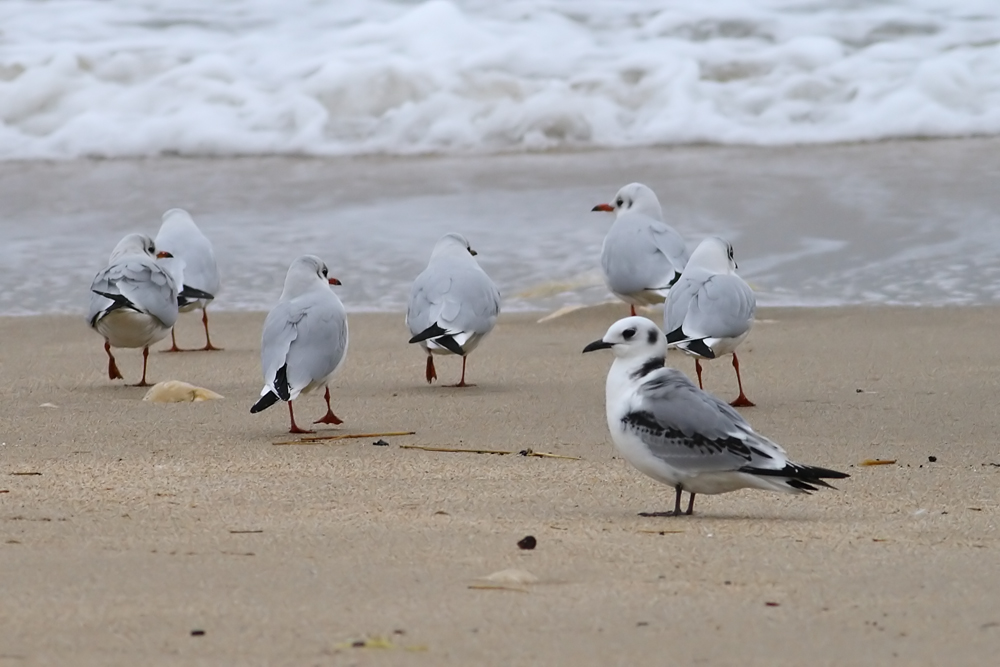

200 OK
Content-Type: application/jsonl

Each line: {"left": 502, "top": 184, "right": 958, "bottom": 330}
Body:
{"left": 328, "top": 277, "right": 342, "bottom": 286}
{"left": 591, "top": 203, "right": 614, "bottom": 212}
{"left": 156, "top": 251, "right": 174, "bottom": 259}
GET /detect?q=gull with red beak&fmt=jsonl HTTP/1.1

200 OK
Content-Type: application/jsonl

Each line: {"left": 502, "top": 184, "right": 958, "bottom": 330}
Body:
{"left": 592, "top": 183, "right": 689, "bottom": 316}
{"left": 406, "top": 233, "right": 501, "bottom": 387}
{"left": 86, "top": 233, "right": 180, "bottom": 386}
{"left": 154, "top": 208, "right": 222, "bottom": 351}
{"left": 250, "top": 255, "right": 348, "bottom": 434}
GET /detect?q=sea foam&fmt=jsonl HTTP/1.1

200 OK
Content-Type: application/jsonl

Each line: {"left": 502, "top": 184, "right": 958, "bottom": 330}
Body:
{"left": 1, "top": 0, "right": 1000, "bottom": 159}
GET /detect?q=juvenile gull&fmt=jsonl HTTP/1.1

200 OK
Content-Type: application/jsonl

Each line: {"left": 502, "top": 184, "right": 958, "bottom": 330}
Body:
{"left": 250, "top": 255, "right": 348, "bottom": 434}
{"left": 664, "top": 237, "right": 756, "bottom": 407}
{"left": 583, "top": 317, "right": 847, "bottom": 516}
{"left": 592, "top": 183, "right": 689, "bottom": 315}
{"left": 86, "top": 233, "right": 179, "bottom": 386}
{"left": 407, "top": 233, "right": 501, "bottom": 387}
{"left": 154, "top": 208, "right": 222, "bottom": 351}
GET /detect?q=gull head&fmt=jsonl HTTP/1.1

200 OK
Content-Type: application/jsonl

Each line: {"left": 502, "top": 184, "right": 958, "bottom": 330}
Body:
{"left": 281, "top": 255, "right": 341, "bottom": 300}
{"left": 110, "top": 233, "right": 158, "bottom": 262}
{"left": 432, "top": 232, "right": 478, "bottom": 258}
{"left": 160, "top": 208, "right": 197, "bottom": 230}
{"left": 592, "top": 183, "right": 663, "bottom": 220}
{"left": 688, "top": 236, "right": 738, "bottom": 273}
{"left": 582, "top": 316, "right": 667, "bottom": 359}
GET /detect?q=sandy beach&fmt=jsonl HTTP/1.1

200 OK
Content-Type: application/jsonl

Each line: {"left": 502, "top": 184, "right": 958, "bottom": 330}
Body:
{"left": 1, "top": 305, "right": 999, "bottom": 665}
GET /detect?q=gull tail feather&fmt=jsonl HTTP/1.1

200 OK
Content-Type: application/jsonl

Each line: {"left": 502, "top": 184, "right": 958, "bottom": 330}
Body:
{"left": 741, "top": 463, "right": 850, "bottom": 493}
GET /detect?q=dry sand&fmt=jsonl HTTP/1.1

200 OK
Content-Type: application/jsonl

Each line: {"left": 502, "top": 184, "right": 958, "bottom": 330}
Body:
{"left": 1, "top": 306, "right": 999, "bottom": 665}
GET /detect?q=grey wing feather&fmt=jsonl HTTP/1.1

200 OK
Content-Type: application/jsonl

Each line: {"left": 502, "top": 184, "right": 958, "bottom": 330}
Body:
{"left": 663, "top": 271, "right": 703, "bottom": 335}
{"left": 155, "top": 225, "right": 220, "bottom": 296}
{"left": 682, "top": 274, "right": 755, "bottom": 340}
{"left": 261, "top": 290, "right": 347, "bottom": 396}
{"left": 626, "top": 368, "right": 786, "bottom": 474}
{"left": 87, "top": 257, "right": 178, "bottom": 328}
{"left": 648, "top": 222, "right": 689, "bottom": 275}
{"left": 407, "top": 257, "right": 500, "bottom": 337}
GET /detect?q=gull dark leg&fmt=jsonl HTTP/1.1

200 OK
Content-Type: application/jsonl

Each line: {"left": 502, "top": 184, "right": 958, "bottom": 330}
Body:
{"left": 425, "top": 355, "right": 437, "bottom": 384}
{"left": 130, "top": 347, "right": 152, "bottom": 387}
{"left": 313, "top": 387, "right": 344, "bottom": 425}
{"left": 446, "top": 356, "right": 475, "bottom": 388}
{"left": 639, "top": 485, "right": 686, "bottom": 517}
{"left": 685, "top": 492, "right": 696, "bottom": 515}
{"left": 200, "top": 308, "right": 223, "bottom": 351}
{"left": 105, "top": 340, "right": 124, "bottom": 380}
{"left": 729, "top": 353, "right": 755, "bottom": 407}
{"left": 288, "top": 402, "right": 314, "bottom": 434}
{"left": 695, "top": 359, "right": 704, "bottom": 389}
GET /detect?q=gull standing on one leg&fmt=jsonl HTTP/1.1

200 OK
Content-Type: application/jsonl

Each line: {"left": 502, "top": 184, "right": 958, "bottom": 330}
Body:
{"left": 664, "top": 237, "right": 755, "bottom": 407}
{"left": 592, "top": 183, "right": 689, "bottom": 316}
{"left": 583, "top": 317, "right": 848, "bottom": 516}
{"left": 406, "top": 233, "right": 501, "bottom": 387}
{"left": 154, "top": 208, "right": 222, "bottom": 351}
{"left": 250, "top": 256, "right": 348, "bottom": 434}
{"left": 86, "top": 234, "right": 179, "bottom": 386}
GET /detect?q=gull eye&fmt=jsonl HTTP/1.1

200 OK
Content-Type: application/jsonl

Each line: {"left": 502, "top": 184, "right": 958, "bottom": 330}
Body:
{"left": 322, "top": 267, "right": 328, "bottom": 276}
{"left": 616, "top": 197, "right": 624, "bottom": 207}
{"left": 622, "top": 327, "right": 636, "bottom": 340}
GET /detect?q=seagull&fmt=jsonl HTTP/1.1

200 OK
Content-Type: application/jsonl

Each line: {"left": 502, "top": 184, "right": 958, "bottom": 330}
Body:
{"left": 592, "top": 183, "right": 689, "bottom": 316}
{"left": 583, "top": 317, "right": 847, "bottom": 516}
{"left": 154, "top": 208, "right": 222, "bottom": 351}
{"left": 86, "top": 233, "right": 180, "bottom": 386}
{"left": 406, "top": 233, "right": 501, "bottom": 387}
{"left": 250, "top": 255, "right": 348, "bottom": 434}
{"left": 664, "top": 237, "right": 756, "bottom": 407}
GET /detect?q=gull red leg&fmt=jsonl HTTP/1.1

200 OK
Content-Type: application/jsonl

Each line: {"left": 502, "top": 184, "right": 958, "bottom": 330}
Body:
{"left": 130, "top": 346, "right": 152, "bottom": 387}
{"left": 288, "top": 402, "right": 314, "bottom": 434}
{"left": 200, "top": 308, "right": 223, "bottom": 351}
{"left": 313, "top": 387, "right": 344, "bottom": 425}
{"left": 425, "top": 355, "right": 437, "bottom": 384}
{"left": 446, "top": 356, "right": 475, "bottom": 388}
{"left": 729, "top": 352, "right": 755, "bottom": 407}
{"left": 695, "top": 359, "right": 704, "bottom": 389}
{"left": 105, "top": 340, "right": 123, "bottom": 380}
{"left": 162, "top": 328, "right": 184, "bottom": 352}
{"left": 630, "top": 305, "right": 636, "bottom": 316}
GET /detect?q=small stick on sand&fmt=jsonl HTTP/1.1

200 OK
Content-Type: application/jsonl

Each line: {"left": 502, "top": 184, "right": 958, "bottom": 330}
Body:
{"left": 273, "top": 431, "right": 416, "bottom": 446}
{"left": 467, "top": 584, "right": 529, "bottom": 593}
{"left": 518, "top": 448, "right": 582, "bottom": 461}
{"left": 400, "top": 445, "right": 511, "bottom": 455}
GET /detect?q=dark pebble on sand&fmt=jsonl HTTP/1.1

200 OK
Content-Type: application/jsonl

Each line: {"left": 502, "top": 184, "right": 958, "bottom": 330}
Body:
{"left": 372, "top": 439, "right": 389, "bottom": 446}
{"left": 928, "top": 455, "right": 937, "bottom": 462}
{"left": 191, "top": 630, "right": 205, "bottom": 637}
{"left": 517, "top": 535, "right": 537, "bottom": 550}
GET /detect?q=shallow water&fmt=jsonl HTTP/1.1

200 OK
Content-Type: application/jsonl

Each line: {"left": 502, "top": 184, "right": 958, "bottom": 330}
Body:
{"left": 1, "top": 139, "right": 998, "bottom": 315}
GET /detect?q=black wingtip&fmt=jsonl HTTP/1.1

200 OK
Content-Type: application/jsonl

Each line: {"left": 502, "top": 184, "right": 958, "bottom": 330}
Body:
{"left": 178, "top": 285, "right": 214, "bottom": 307}
{"left": 409, "top": 324, "right": 465, "bottom": 355}
{"left": 93, "top": 290, "right": 137, "bottom": 314}
{"left": 742, "top": 463, "right": 850, "bottom": 491}
{"left": 273, "top": 364, "right": 291, "bottom": 402}
{"left": 680, "top": 338, "right": 716, "bottom": 359}
{"left": 250, "top": 391, "right": 280, "bottom": 414}
{"left": 409, "top": 323, "right": 449, "bottom": 344}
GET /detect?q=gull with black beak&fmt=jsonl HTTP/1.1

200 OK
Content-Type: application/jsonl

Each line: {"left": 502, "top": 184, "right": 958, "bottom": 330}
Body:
{"left": 86, "top": 233, "right": 179, "bottom": 386}
{"left": 664, "top": 236, "right": 756, "bottom": 407}
{"left": 250, "top": 255, "right": 348, "bottom": 434}
{"left": 592, "top": 183, "right": 689, "bottom": 316}
{"left": 407, "top": 232, "right": 501, "bottom": 387}
{"left": 583, "top": 317, "right": 847, "bottom": 516}
{"left": 154, "top": 208, "right": 223, "bottom": 351}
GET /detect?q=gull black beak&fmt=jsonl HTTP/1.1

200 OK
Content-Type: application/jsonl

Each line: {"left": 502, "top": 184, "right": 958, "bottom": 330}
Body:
{"left": 582, "top": 339, "right": 614, "bottom": 353}
{"left": 469, "top": 248, "right": 478, "bottom": 256}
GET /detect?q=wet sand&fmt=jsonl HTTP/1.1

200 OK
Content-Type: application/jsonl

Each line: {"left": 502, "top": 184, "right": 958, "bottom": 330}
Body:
{"left": 1, "top": 306, "right": 999, "bottom": 665}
